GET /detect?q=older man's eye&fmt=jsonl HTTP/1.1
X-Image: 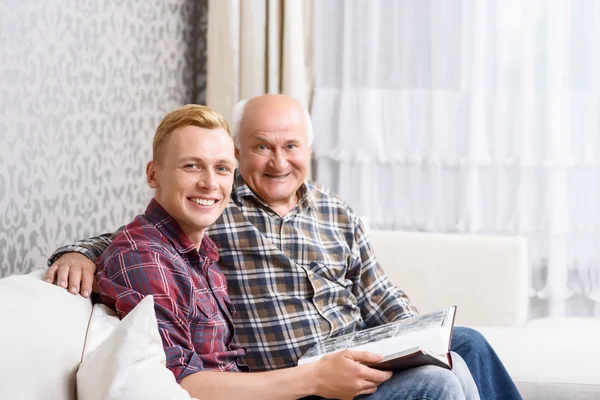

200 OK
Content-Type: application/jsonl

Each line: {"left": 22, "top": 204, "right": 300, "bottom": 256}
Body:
{"left": 257, "top": 144, "right": 268, "bottom": 151}
{"left": 287, "top": 144, "right": 297, "bottom": 149}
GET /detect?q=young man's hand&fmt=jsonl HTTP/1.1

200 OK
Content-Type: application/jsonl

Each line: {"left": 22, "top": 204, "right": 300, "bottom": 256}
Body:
{"left": 44, "top": 253, "right": 97, "bottom": 298}
{"left": 312, "top": 349, "right": 393, "bottom": 399}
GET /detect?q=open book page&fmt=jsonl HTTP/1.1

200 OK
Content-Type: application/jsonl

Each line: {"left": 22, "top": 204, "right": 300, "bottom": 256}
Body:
{"left": 298, "top": 306, "right": 456, "bottom": 367}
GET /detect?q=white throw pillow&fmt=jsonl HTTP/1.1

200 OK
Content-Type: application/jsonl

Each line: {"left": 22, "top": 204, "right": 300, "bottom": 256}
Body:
{"left": 81, "top": 302, "right": 120, "bottom": 355}
{"left": 0, "top": 269, "right": 93, "bottom": 400}
{"left": 76, "top": 295, "right": 194, "bottom": 400}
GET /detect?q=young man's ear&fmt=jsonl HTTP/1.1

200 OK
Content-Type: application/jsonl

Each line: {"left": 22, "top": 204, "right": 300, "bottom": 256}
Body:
{"left": 234, "top": 147, "right": 240, "bottom": 161}
{"left": 146, "top": 161, "right": 159, "bottom": 189}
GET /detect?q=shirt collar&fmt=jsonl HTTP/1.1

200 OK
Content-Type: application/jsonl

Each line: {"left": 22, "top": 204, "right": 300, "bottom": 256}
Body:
{"left": 144, "top": 198, "right": 219, "bottom": 262}
{"left": 232, "top": 170, "right": 317, "bottom": 213}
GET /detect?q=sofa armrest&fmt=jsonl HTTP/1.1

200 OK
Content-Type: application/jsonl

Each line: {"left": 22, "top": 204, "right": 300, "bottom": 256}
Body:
{"left": 368, "top": 230, "right": 528, "bottom": 327}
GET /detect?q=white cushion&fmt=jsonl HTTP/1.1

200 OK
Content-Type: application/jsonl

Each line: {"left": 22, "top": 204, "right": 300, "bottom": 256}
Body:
{"left": 77, "top": 295, "right": 194, "bottom": 400}
{"left": 524, "top": 316, "right": 600, "bottom": 331}
{"left": 82, "top": 303, "right": 120, "bottom": 354}
{"left": 475, "top": 319, "right": 600, "bottom": 386}
{"left": 0, "top": 269, "right": 93, "bottom": 400}
{"left": 369, "top": 230, "right": 529, "bottom": 327}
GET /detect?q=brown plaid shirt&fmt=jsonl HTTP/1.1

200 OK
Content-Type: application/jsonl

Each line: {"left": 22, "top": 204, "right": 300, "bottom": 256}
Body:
{"left": 50, "top": 171, "right": 418, "bottom": 371}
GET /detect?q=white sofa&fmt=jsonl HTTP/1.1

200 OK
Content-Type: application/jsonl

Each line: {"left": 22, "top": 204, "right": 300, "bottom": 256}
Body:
{"left": 1, "top": 230, "right": 598, "bottom": 399}
{"left": 369, "top": 230, "right": 600, "bottom": 400}
{"left": 0, "top": 269, "right": 194, "bottom": 400}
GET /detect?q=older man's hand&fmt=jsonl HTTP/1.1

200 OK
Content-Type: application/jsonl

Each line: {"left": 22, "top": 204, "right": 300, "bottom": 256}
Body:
{"left": 44, "top": 253, "right": 97, "bottom": 298}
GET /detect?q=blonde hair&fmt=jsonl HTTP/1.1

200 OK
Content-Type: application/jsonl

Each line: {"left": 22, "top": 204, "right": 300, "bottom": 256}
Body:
{"left": 153, "top": 104, "right": 230, "bottom": 164}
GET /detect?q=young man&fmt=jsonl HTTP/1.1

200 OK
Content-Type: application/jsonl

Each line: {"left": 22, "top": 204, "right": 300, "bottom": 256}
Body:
{"left": 91, "top": 103, "right": 476, "bottom": 400}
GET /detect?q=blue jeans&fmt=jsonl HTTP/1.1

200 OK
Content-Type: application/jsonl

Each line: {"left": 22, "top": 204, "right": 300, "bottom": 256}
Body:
{"left": 356, "top": 352, "right": 479, "bottom": 400}
{"left": 450, "top": 327, "right": 522, "bottom": 400}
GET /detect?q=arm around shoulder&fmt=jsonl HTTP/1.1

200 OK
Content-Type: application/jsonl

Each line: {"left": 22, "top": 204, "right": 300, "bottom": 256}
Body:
{"left": 47, "top": 230, "right": 120, "bottom": 266}
{"left": 44, "top": 229, "right": 121, "bottom": 297}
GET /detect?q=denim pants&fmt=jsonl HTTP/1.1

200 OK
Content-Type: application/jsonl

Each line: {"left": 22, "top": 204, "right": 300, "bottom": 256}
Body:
{"left": 356, "top": 351, "right": 479, "bottom": 400}
{"left": 301, "top": 327, "right": 521, "bottom": 400}
{"left": 450, "top": 327, "right": 522, "bottom": 400}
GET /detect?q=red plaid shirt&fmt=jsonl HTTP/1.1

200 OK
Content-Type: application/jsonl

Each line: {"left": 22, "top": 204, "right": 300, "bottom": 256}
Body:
{"left": 96, "top": 199, "right": 247, "bottom": 382}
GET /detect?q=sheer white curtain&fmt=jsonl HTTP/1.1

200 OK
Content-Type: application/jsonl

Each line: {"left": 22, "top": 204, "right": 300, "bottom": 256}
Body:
{"left": 206, "top": 0, "right": 312, "bottom": 122}
{"left": 312, "top": 0, "right": 600, "bottom": 318}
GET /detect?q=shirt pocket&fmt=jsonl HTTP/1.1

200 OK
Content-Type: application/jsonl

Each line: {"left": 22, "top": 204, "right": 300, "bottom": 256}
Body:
{"left": 309, "top": 261, "right": 352, "bottom": 289}
{"left": 194, "top": 289, "right": 219, "bottom": 319}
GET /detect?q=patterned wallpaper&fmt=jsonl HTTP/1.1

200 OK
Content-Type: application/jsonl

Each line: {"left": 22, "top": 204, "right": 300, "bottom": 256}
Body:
{"left": 0, "top": 0, "right": 208, "bottom": 277}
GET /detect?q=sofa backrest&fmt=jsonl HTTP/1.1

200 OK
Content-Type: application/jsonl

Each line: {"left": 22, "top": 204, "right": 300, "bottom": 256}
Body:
{"left": 368, "top": 230, "right": 529, "bottom": 327}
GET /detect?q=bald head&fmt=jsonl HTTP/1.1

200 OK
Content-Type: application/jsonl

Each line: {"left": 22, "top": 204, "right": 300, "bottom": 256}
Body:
{"left": 232, "top": 94, "right": 314, "bottom": 148}
{"left": 232, "top": 94, "right": 313, "bottom": 216}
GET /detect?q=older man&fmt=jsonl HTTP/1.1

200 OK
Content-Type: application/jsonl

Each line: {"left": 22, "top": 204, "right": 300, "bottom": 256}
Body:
{"left": 46, "top": 95, "right": 515, "bottom": 399}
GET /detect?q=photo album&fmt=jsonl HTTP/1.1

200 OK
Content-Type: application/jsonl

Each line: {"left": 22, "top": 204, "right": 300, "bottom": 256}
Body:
{"left": 298, "top": 306, "right": 457, "bottom": 371}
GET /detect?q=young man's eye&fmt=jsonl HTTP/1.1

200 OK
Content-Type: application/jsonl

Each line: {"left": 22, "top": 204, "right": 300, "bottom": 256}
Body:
{"left": 216, "top": 166, "right": 231, "bottom": 173}
{"left": 184, "top": 164, "right": 198, "bottom": 169}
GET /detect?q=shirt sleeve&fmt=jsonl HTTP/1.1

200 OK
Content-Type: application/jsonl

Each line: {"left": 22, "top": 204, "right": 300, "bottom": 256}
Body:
{"left": 348, "top": 217, "right": 420, "bottom": 327}
{"left": 47, "top": 229, "right": 122, "bottom": 266}
{"left": 97, "top": 246, "right": 205, "bottom": 382}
